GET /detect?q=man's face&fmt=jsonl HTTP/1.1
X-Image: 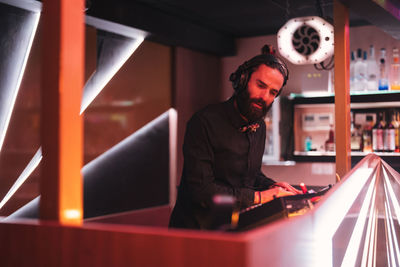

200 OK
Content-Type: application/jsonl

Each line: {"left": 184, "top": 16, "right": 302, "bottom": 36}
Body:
{"left": 236, "top": 64, "right": 284, "bottom": 122}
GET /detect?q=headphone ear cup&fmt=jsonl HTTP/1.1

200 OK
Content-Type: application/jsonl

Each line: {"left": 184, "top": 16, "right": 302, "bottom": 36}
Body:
{"left": 229, "top": 72, "right": 239, "bottom": 91}
{"left": 230, "top": 63, "right": 251, "bottom": 93}
{"left": 236, "top": 69, "right": 249, "bottom": 93}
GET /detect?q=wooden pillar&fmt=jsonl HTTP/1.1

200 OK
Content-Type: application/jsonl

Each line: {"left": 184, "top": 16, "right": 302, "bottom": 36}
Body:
{"left": 40, "top": 0, "right": 84, "bottom": 225}
{"left": 333, "top": 0, "right": 351, "bottom": 178}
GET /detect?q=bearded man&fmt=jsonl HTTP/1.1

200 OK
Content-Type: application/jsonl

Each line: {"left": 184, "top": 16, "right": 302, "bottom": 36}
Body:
{"left": 169, "top": 45, "right": 300, "bottom": 230}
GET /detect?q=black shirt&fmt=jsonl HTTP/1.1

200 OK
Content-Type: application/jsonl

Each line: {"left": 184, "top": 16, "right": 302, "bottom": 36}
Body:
{"left": 169, "top": 97, "right": 275, "bottom": 229}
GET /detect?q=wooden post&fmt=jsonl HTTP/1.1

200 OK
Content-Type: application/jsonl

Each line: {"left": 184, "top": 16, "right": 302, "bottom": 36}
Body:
{"left": 40, "top": 0, "right": 84, "bottom": 225}
{"left": 333, "top": 0, "right": 351, "bottom": 178}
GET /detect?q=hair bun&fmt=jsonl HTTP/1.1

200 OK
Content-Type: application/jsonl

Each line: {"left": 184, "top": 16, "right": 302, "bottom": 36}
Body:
{"left": 261, "top": 44, "right": 276, "bottom": 56}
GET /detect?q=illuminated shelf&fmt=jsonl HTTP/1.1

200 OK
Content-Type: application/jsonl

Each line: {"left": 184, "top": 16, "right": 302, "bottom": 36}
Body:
{"left": 294, "top": 151, "right": 400, "bottom": 157}
{"left": 289, "top": 90, "right": 400, "bottom": 173}
{"left": 290, "top": 90, "right": 400, "bottom": 98}
{"left": 293, "top": 152, "right": 400, "bottom": 171}
{"left": 290, "top": 90, "right": 400, "bottom": 105}
{"left": 294, "top": 151, "right": 335, "bottom": 156}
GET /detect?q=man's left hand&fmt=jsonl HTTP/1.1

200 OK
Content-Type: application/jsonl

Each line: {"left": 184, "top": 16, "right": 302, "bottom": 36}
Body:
{"left": 271, "top": 182, "right": 302, "bottom": 195}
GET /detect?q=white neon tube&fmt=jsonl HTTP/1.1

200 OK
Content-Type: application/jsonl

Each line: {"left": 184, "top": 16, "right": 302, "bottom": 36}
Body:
{"left": 0, "top": 147, "right": 42, "bottom": 210}
{"left": 340, "top": 172, "right": 377, "bottom": 267}
{"left": 314, "top": 168, "right": 374, "bottom": 239}
{"left": 371, "top": 207, "right": 378, "bottom": 267}
{"left": 360, "top": 192, "right": 377, "bottom": 266}
{"left": 383, "top": 172, "right": 400, "bottom": 265}
{"left": 382, "top": 167, "right": 400, "bottom": 228}
{"left": 0, "top": 10, "right": 40, "bottom": 153}
{"left": 80, "top": 37, "right": 144, "bottom": 114}
{"left": 80, "top": 16, "right": 147, "bottom": 114}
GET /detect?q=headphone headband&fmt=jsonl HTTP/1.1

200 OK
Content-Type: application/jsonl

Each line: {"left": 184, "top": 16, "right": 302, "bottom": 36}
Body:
{"left": 229, "top": 49, "right": 289, "bottom": 94}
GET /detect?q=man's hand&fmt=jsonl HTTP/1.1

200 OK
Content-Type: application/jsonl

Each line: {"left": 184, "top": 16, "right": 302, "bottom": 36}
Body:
{"left": 272, "top": 182, "right": 302, "bottom": 195}
{"left": 254, "top": 182, "right": 303, "bottom": 204}
{"left": 259, "top": 187, "right": 295, "bottom": 204}
{"left": 254, "top": 187, "right": 295, "bottom": 204}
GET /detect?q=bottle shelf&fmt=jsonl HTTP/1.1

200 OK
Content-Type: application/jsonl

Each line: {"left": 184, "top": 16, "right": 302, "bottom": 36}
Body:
{"left": 293, "top": 152, "right": 400, "bottom": 165}
{"left": 294, "top": 151, "right": 400, "bottom": 157}
{"left": 290, "top": 90, "right": 400, "bottom": 105}
{"left": 289, "top": 91, "right": 400, "bottom": 169}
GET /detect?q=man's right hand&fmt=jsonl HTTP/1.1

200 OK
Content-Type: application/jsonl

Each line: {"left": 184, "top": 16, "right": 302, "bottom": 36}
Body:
{"left": 255, "top": 187, "right": 295, "bottom": 204}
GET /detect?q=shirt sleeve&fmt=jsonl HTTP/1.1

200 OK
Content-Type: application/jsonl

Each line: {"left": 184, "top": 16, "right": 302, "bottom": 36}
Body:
{"left": 182, "top": 114, "right": 255, "bottom": 208}
{"left": 254, "top": 170, "right": 276, "bottom": 189}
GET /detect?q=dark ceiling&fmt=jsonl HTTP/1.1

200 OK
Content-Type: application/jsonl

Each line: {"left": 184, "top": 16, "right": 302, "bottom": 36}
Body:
{"left": 86, "top": 0, "right": 400, "bottom": 56}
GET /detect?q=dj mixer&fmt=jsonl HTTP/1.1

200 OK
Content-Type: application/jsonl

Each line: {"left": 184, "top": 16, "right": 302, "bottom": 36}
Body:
{"left": 234, "top": 185, "right": 331, "bottom": 231}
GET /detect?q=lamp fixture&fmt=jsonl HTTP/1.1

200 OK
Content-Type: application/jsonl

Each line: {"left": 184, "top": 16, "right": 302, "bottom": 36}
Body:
{"left": 277, "top": 16, "right": 334, "bottom": 65}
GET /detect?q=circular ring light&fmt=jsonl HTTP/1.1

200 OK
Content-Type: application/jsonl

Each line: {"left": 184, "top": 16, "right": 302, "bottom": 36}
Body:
{"left": 277, "top": 16, "right": 334, "bottom": 65}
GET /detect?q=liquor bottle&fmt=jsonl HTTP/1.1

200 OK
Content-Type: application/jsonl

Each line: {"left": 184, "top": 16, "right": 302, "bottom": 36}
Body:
{"left": 390, "top": 47, "right": 400, "bottom": 90}
{"left": 350, "top": 115, "right": 355, "bottom": 149}
{"left": 367, "top": 45, "right": 379, "bottom": 91}
{"left": 304, "top": 136, "right": 312, "bottom": 152}
{"left": 350, "top": 51, "right": 356, "bottom": 91}
{"left": 372, "top": 112, "right": 385, "bottom": 152}
{"left": 379, "top": 48, "right": 389, "bottom": 90}
{"left": 325, "top": 125, "right": 335, "bottom": 152}
{"left": 382, "top": 112, "right": 389, "bottom": 152}
{"left": 351, "top": 124, "right": 363, "bottom": 151}
{"left": 363, "top": 115, "right": 373, "bottom": 153}
{"left": 386, "top": 112, "right": 396, "bottom": 152}
{"left": 394, "top": 111, "right": 400, "bottom": 152}
{"left": 354, "top": 48, "right": 367, "bottom": 91}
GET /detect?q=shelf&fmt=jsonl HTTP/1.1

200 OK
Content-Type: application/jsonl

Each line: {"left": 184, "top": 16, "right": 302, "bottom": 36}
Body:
{"left": 294, "top": 151, "right": 400, "bottom": 157}
{"left": 262, "top": 160, "right": 296, "bottom": 166}
{"left": 293, "top": 152, "right": 400, "bottom": 167}
{"left": 289, "top": 91, "right": 400, "bottom": 172}
{"left": 290, "top": 90, "right": 400, "bottom": 105}
{"left": 294, "top": 151, "right": 335, "bottom": 156}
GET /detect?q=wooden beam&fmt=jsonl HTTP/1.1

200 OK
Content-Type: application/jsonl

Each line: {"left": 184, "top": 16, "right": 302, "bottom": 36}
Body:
{"left": 40, "top": 0, "right": 84, "bottom": 225}
{"left": 334, "top": 0, "right": 351, "bottom": 178}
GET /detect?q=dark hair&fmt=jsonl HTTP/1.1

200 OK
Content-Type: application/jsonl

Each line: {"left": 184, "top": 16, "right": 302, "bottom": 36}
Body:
{"left": 229, "top": 45, "right": 289, "bottom": 95}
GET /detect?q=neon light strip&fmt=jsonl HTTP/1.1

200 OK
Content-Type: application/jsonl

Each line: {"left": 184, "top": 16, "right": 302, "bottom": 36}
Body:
{"left": 80, "top": 15, "right": 147, "bottom": 114}
{"left": 384, "top": 202, "right": 395, "bottom": 266}
{"left": 340, "top": 172, "right": 377, "bottom": 267}
{"left": 387, "top": 209, "right": 400, "bottom": 265}
{"left": 360, "top": 189, "right": 377, "bottom": 266}
{"left": 0, "top": 17, "right": 147, "bottom": 207}
{"left": 0, "top": 0, "right": 41, "bottom": 12}
{"left": 80, "top": 37, "right": 144, "bottom": 114}
{"left": 383, "top": 171, "right": 400, "bottom": 265}
{"left": 312, "top": 168, "right": 374, "bottom": 267}
{"left": 314, "top": 168, "right": 374, "bottom": 238}
{"left": 372, "top": 207, "right": 378, "bottom": 267}
{"left": 382, "top": 167, "right": 400, "bottom": 228}
{"left": 168, "top": 108, "right": 178, "bottom": 208}
{"left": 0, "top": 147, "right": 42, "bottom": 210}
{"left": 383, "top": 165, "right": 400, "bottom": 265}
{"left": 0, "top": 11, "right": 40, "bottom": 153}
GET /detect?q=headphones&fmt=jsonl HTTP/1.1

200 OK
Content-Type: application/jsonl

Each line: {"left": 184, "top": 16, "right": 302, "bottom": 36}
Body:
{"left": 229, "top": 45, "right": 289, "bottom": 94}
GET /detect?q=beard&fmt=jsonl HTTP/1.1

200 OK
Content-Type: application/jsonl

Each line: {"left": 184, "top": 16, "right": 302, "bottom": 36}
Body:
{"left": 236, "top": 89, "right": 272, "bottom": 123}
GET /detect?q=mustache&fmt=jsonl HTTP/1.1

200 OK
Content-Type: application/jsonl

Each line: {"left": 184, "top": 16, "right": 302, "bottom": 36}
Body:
{"left": 250, "top": 98, "right": 267, "bottom": 109}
